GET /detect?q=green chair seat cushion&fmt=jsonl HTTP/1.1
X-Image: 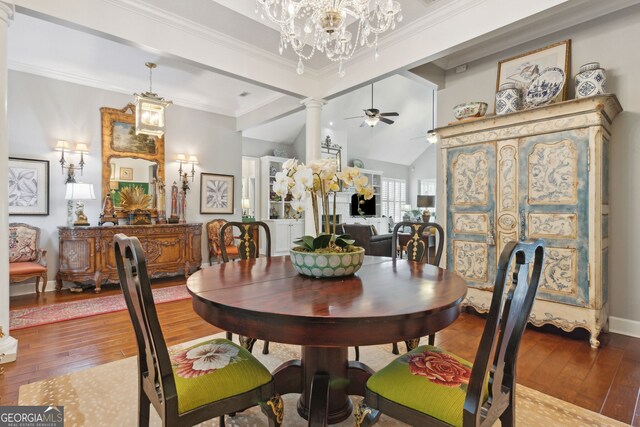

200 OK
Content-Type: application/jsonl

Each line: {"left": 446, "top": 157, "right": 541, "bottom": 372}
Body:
{"left": 169, "top": 338, "right": 272, "bottom": 414}
{"left": 367, "top": 345, "right": 486, "bottom": 427}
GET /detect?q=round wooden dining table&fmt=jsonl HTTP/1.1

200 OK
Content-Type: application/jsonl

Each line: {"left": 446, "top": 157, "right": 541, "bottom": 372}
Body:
{"left": 187, "top": 255, "right": 467, "bottom": 424}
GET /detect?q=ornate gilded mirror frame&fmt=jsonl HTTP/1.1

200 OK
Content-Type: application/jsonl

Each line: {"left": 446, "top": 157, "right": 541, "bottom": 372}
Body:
{"left": 100, "top": 104, "right": 165, "bottom": 216}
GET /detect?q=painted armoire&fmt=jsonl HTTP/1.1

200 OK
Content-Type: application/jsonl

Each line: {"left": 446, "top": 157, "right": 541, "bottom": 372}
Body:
{"left": 439, "top": 94, "right": 621, "bottom": 348}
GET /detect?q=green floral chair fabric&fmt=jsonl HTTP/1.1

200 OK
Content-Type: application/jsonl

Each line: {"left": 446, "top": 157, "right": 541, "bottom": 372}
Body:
{"left": 367, "top": 345, "right": 485, "bottom": 427}
{"left": 356, "top": 239, "right": 546, "bottom": 427}
{"left": 114, "top": 234, "right": 283, "bottom": 427}
{"left": 169, "top": 338, "right": 273, "bottom": 414}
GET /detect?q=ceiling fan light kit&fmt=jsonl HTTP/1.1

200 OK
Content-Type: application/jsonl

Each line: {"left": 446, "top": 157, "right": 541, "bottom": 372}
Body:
{"left": 256, "top": 0, "right": 403, "bottom": 76}
{"left": 346, "top": 83, "right": 399, "bottom": 127}
{"left": 426, "top": 130, "right": 439, "bottom": 144}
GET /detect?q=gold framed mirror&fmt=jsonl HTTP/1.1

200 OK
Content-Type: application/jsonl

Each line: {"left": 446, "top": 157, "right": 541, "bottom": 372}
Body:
{"left": 100, "top": 104, "right": 165, "bottom": 216}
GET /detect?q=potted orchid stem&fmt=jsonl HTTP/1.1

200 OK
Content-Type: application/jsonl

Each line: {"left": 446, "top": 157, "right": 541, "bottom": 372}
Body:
{"left": 272, "top": 158, "right": 374, "bottom": 277}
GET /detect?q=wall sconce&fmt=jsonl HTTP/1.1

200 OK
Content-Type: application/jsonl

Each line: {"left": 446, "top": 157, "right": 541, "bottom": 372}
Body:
{"left": 133, "top": 62, "right": 172, "bottom": 137}
{"left": 177, "top": 154, "right": 198, "bottom": 181}
{"left": 56, "top": 140, "right": 88, "bottom": 183}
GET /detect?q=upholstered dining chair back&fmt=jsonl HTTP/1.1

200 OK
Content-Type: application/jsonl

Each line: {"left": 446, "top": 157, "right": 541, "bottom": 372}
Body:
{"left": 391, "top": 221, "right": 444, "bottom": 266}
{"left": 219, "top": 221, "right": 271, "bottom": 263}
{"left": 206, "top": 218, "right": 238, "bottom": 265}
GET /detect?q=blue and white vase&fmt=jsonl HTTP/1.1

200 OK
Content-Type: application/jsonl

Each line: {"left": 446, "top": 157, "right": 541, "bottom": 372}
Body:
{"left": 575, "top": 62, "right": 606, "bottom": 98}
{"left": 495, "top": 82, "right": 523, "bottom": 115}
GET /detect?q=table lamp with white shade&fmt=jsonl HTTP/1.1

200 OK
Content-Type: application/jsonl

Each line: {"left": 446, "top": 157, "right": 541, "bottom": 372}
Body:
{"left": 65, "top": 182, "right": 96, "bottom": 226}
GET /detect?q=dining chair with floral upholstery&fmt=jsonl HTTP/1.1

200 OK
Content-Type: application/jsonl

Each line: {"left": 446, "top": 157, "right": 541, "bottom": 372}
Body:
{"left": 114, "top": 233, "right": 283, "bottom": 427}
{"left": 355, "top": 239, "right": 545, "bottom": 427}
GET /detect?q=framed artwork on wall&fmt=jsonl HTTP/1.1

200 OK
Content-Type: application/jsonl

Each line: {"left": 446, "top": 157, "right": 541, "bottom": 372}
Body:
{"left": 8, "top": 157, "right": 50, "bottom": 215}
{"left": 119, "top": 167, "right": 133, "bottom": 181}
{"left": 110, "top": 162, "right": 116, "bottom": 179}
{"left": 200, "top": 173, "right": 234, "bottom": 214}
{"left": 496, "top": 40, "right": 571, "bottom": 102}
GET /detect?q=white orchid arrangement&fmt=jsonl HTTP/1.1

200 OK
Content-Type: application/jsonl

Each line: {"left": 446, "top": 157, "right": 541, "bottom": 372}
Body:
{"left": 273, "top": 158, "right": 374, "bottom": 252}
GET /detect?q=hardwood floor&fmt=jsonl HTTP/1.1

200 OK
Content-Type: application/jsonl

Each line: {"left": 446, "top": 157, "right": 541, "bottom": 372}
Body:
{"left": 4, "top": 280, "right": 640, "bottom": 426}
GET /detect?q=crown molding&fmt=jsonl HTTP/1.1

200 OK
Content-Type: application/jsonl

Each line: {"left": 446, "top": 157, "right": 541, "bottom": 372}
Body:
{"left": 314, "top": 0, "right": 486, "bottom": 77}
{"left": 101, "top": 0, "right": 322, "bottom": 78}
{"left": 234, "top": 92, "right": 287, "bottom": 117}
{"left": 431, "top": 0, "right": 640, "bottom": 70}
{"left": 0, "top": 1, "right": 15, "bottom": 25}
{"left": 8, "top": 59, "right": 249, "bottom": 118}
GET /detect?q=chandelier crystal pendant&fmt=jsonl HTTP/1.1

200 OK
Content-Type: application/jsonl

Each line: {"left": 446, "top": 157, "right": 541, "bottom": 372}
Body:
{"left": 133, "top": 62, "right": 172, "bottom": 137}
{"left": 256, "top": 0, "right": 402, "bottom": 77}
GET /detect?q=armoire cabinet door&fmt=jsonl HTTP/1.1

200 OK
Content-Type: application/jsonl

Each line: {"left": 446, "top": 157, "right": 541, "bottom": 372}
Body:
{"left": 446, "top": 143, "right": 496, "bottom": 289}
{"left": 519, "top": 130, "right": 590, "bottom": 307}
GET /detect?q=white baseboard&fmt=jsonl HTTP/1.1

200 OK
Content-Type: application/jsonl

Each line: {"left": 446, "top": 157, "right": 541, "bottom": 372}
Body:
{"left": 609, "top": 316, "right": 640, "bottom": 339}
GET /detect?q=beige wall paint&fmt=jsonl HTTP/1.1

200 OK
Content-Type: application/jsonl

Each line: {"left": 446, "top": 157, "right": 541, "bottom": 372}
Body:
{"left": 8, "top": 71, "right": 242, "bottom": 294}
{"left": 435, "top": 5, "right": 640, "bottom": 323}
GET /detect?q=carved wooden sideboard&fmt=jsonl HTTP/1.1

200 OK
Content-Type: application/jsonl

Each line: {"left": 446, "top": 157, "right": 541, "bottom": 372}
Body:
{"left": 439, "top": 95, "right": 621, "bottom": 348}
{"left": 56, "top": 223, "right": 202, "bottom": 292}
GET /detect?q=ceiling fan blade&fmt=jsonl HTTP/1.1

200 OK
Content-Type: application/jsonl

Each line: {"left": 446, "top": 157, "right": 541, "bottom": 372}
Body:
{"left": 410, "top": 135, "right": 426, "bottom": 140}
{"left": 360, "top": 121, "right": 367, "bottom": 127}
{"left": 344, "top": 116, "right": 365, "bottom": 120}
{"left": 379, "top": 117, "right": 394, "bottom": 125}
{"left": 380, "top": 112, "right": 399, "bottom": 117}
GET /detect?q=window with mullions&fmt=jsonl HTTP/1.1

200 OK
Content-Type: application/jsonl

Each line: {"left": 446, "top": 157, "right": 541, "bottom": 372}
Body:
{"left": 381, "top": 178, "right": 406, "bottom": 222}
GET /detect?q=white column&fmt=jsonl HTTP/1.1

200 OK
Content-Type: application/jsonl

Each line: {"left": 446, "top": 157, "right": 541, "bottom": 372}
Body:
{"left": 0, "top": 1, "right": 16, "bottom": 364}
{"left": 301, "top": 98, "right": 326, "bottom": 236}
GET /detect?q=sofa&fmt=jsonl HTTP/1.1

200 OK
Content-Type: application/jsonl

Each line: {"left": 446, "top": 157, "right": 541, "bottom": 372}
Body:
{"left": 9, "top": 223, "right": 47, "bottom": 293}
{"left": 337, "top": 223, "right": 392, "bottom": 257}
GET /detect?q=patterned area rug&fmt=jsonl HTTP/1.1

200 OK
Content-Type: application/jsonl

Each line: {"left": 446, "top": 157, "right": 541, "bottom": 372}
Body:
{"left": 19, "top": 333, "right": 628, "bottom": 427}
{"left": 10, "top": 285, "right": 189, "bottom": 330}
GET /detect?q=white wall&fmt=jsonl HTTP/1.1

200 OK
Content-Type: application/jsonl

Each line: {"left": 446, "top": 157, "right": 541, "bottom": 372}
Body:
{"left": 8, "top": 71, "right": 242, "bottom": 295}
{"left": 241, "top": 137, "right": 297, "bottom": 159}
{"left": 434, "top": 5, "right": 640, "bottom": 324}
{"left": 355, "top": 158, "right": 409, "bottom": 183}
{"left": 408, "top": 145, "right": 437, "bottom": 207}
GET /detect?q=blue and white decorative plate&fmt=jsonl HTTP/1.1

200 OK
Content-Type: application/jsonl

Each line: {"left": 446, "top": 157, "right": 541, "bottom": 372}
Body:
{"left": 524, "top": 67, "right": 565, "bottom": 108}
{"left": 352, "top": 159, "right": 365, "bottom": 168}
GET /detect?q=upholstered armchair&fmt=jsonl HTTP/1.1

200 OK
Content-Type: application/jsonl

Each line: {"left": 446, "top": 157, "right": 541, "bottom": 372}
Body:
{"left": 337, "top": 224, "right": 392, "bottom": 257}
{"left": 206, "top": 219, "right": 239, "bottom": 265}
{"left": 9, "top": 223, "right": 47, "bottom": 294}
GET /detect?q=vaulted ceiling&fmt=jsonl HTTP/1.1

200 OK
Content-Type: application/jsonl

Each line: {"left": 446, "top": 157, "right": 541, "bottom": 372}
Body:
{"left": 9, "top": 0, "right": 639, "bottom": 164}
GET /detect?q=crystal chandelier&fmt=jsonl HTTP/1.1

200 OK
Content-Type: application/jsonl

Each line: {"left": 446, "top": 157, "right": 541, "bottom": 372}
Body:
{"left": 256, "top": 0, "right": 402, "bottom": 76}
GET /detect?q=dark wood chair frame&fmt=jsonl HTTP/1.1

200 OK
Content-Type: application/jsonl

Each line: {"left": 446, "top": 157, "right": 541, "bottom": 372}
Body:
{"left": 219, "top": 221, "right": 271, "bottom": 263}
{"left": 114, "top": 234, "right": 283, "bottom": 427}
{"left": 219, "top": 221, "right": 272, "bottom": 355}
{"left": 392, "top": 221, "right": 445, "bottom": 352}
{"left": 354, "top": 221, "right": 444, "bottom": 361}
{"left": 356, "top": 239, "right": 545, "bottom": 427}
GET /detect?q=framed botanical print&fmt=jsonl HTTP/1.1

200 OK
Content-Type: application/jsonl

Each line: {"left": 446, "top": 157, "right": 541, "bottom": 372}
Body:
{"left": 200, "top": 173, "right": 234, "bottom": 214}
{"left": 8, "top": 157, "right": 50, "bottom": 215}
{"left": 496, "top": 40, "right": 571, "bottom": 101}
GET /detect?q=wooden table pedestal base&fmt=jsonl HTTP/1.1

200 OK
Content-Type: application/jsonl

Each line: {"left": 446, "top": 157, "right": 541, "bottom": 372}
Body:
{"left": 273, "top": 346, "right": 374, "bottom": 424}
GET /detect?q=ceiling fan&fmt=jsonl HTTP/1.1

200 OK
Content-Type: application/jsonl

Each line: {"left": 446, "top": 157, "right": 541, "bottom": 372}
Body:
{"left": 344, "top": 84, "right": 399, "bottom": 127}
